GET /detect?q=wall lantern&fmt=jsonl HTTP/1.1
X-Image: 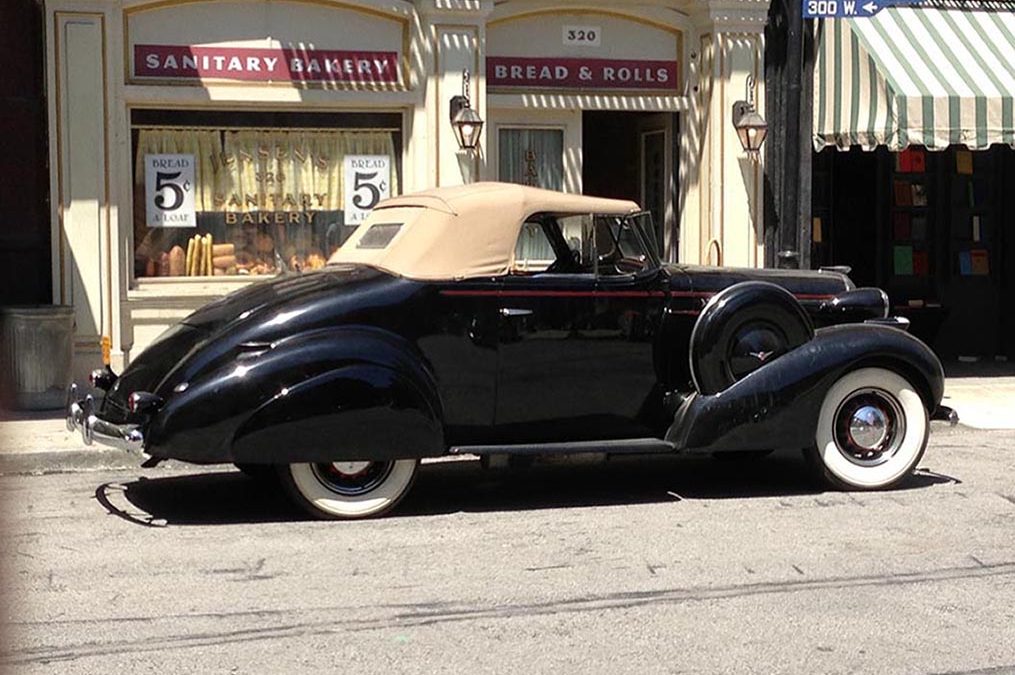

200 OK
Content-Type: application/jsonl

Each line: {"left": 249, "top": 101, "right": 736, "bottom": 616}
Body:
{"left": 450, "top": 69, "right": 484, "bottom": 151}
{"left": 732, "top": 74, "right": 768, "bottom": 157}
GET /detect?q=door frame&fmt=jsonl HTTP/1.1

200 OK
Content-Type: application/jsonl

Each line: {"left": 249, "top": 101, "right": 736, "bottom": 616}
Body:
{"left": 637, "top": 113, "right": 678, "bottom": 262}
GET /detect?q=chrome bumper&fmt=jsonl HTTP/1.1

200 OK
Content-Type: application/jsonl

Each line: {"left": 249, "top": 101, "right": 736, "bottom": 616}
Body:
{"left": 65, "top": 383, "right": 145, "bottom": 453}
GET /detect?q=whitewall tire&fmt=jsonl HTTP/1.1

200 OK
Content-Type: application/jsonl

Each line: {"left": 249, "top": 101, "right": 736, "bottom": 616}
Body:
{"left": 279, "top": 459, "right": 419, "bottom": 519}
{"left": 812, "top": 368, "right": 928, "bottom": 490}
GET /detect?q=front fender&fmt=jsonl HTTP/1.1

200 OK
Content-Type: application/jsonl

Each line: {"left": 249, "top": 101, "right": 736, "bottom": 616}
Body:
{"left": 666, "top": 324, "right": 944, "bottom": 454}
{"left": 145, "top": 326, "right": 443, "bottom": 463}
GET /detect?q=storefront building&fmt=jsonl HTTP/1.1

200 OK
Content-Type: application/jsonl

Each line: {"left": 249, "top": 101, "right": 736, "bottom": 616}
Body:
{"left": 811, "top": 5, "right": 1015, "bottom": 359}
{"left": 45, "top": 0, "right": 771, "bottom": 379}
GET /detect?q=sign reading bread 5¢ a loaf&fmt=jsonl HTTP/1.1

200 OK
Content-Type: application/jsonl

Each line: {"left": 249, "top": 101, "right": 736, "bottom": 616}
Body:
{"left": 145, "top": 154, "right": 197, "bottom": 228}
{"left": 344, "top": 155, "right": 391, "bottom": 225}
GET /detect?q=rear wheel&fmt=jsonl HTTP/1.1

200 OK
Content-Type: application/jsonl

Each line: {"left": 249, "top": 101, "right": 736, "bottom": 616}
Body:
{"left": 278, "top": 459, "right": 418, "bottom": 519}
{"left": 811, "top": 368, "right": 928, "bottom": 490}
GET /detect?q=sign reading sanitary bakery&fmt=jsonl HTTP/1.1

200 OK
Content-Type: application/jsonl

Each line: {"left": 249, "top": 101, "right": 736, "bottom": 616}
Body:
{"left": 487, "top": 57, "right": 678, "bottom": 91}
{"left": 133, "top": 44, "right": 400, "bottom": 84}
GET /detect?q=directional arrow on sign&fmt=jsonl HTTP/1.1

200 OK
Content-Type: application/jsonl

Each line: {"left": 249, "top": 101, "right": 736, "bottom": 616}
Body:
{"left": 802, "top": 0, "right": 923, "bottom": 19}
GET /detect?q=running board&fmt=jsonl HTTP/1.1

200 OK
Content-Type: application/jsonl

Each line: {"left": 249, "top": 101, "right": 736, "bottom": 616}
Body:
{"left": 449, "top": 438, "right": 676, "bottom": 456}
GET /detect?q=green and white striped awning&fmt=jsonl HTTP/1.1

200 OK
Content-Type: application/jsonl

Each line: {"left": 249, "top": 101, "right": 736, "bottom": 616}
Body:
{"left": 814, "top": 6, "right": 1015, "bottom": 150}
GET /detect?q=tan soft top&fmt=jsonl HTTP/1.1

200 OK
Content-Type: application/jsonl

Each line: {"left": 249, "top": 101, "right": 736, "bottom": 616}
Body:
{"left": 328, "top": 182, "right": 640, "bottom": 280}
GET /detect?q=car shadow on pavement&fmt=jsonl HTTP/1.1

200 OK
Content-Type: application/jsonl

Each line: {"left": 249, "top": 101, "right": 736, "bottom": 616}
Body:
{"left": 96, "top": 453, "right": 961, "bottom": 527}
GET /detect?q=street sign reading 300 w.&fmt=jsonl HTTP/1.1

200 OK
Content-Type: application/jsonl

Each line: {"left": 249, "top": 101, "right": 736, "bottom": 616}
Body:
{"left": 803, "top": 0, "right": 923, "bottom": 19}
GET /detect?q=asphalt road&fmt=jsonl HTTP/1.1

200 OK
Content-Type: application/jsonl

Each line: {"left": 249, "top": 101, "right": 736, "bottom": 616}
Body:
{"left": 2, "top": 423, "right": 1014, "bottom": 674}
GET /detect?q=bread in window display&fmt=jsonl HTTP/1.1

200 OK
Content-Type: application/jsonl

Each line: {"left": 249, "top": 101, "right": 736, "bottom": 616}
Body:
{"left": 305, "top": 251, "right": 327, "bottom": 270}
{"left": 169, "top": 245, "right": 186, "bottom": 276}
{"left": 255, "top": 232, "right": 275, "bottom": 254}
{"left": 212, "top": 242, "right": 236, "bottom": 272}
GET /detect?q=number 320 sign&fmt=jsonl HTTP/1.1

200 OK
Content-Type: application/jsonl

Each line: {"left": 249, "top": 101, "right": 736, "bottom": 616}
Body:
{"left": 145, "top": 154, "right": 197, "bottom": 228}
{"left": 344, "top": 155, "right": 391, "bottom": 225}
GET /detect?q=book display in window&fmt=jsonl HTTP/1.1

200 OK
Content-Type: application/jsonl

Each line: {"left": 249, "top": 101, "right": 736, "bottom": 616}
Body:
{"left": 950, "top": 148, "right": 993, "bottom": 278}
{"left": 889, "top": 148, "right": 931, "bottom": 279}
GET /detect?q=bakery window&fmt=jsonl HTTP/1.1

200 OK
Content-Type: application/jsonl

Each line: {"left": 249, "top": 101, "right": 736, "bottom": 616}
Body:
{"left": 131, "top": 109, "right": 402, "bottom": 279}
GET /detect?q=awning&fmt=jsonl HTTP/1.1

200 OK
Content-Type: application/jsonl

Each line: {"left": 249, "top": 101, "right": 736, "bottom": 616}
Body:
{"left": 814, "top": 6, "right": 1015, "bottom": 151}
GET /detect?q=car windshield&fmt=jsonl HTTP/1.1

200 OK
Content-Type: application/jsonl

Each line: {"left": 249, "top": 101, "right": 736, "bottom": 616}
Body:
{"left": 594, "top": 212, "right": 658, "bottom": 274}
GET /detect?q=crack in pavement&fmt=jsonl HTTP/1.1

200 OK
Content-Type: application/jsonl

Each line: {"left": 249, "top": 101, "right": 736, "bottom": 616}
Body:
{"left": 4, "top": 560, "right": 1015, "bottom": 666}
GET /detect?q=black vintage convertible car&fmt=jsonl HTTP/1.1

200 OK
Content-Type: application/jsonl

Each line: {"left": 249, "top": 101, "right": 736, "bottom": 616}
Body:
{"left": 68, "top": 183, "right": 953, "bottom": 518}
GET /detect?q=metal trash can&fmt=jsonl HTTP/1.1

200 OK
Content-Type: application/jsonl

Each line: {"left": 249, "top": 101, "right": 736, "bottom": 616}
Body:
{"left": 0, "top": 305, "right": 75, "bottom": 410}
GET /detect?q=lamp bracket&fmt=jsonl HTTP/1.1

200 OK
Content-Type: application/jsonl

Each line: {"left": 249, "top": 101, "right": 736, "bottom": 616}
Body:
{"left": 732, "top": 100, "right": 751, "bottom": 126}
{"left": 449, "top": 69, "right": 472, "bottom": 124}
{"left": 450, "top": 95, "right": 470, "bottom": 124}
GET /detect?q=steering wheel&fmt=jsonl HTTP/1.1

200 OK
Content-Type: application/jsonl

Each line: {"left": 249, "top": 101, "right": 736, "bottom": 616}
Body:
{"left": 611, "top": 256, "right": 647, "bottom": 275}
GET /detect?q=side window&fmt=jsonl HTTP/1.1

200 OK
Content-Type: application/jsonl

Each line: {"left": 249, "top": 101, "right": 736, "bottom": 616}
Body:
{"left": 511, "top": 214, "right": 594, "bottom": 275}
{"left": 513, "top": 221, "right": 556, "bottom": 272}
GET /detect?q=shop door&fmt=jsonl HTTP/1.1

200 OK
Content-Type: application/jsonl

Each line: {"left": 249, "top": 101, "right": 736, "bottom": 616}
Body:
{"left": 583, "top": 111, "right": 676, "bottom": 260}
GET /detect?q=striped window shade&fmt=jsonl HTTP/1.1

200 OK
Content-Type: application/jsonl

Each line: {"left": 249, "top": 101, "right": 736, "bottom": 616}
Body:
{"left": 814, "top": 6, "right": 1015, "bottom": 151}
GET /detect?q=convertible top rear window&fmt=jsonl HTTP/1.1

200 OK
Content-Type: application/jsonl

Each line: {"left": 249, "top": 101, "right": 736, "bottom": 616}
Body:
{"left": 357, "top": 223, "right": 403, "bottom": 249}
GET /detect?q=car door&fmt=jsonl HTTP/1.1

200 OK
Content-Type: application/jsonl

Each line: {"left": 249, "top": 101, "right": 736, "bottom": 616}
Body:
{"left": 494, "top": 213, "right": 666, "bottom": 443}
{"left": 494, "top": 215, "right": 601, "bottom": 443}
{"left": 585, "top": 212, "right": 669, "bottom": 437}
{"left": 420, "top": 277, "right": 503, "bottom": 447}
{"left": 591, "top": 268, "right": 669, "bottom": 437}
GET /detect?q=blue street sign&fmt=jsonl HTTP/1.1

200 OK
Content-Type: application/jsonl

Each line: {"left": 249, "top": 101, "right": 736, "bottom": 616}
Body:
{"left": 803, "top": 0, "right": 923, "bottom": 19}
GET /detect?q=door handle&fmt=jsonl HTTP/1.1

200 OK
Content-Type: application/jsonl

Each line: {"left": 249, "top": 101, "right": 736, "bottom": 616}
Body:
{"left": 499, "top": 308, "right": 533, "bottom": 317}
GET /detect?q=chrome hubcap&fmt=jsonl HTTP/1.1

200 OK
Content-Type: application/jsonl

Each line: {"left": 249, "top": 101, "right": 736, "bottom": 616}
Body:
{"left": 848, "top": 405, "right": 889, "bottom": 450}
{"left": 311, "top": 461, "right": 394, "bottom": 496}
{"left": 833, "top": 388, "right": 905, "bottom": 466}
{"left": 332, "top": 461, "right": 371, "bottom": 476}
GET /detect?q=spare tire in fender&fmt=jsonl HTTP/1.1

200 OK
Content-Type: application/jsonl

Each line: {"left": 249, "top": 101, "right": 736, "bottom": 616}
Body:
{"left": 690, "top": 281, "right": 814, "bottom": 395}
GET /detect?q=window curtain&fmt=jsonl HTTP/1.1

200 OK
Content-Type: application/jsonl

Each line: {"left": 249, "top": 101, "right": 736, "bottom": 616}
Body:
{"left": 500, "top": 128, "right": 564, "bottom": 262}
{"left": 134, "top": 129, "right": 223, "bottom": 210}
{"left": 498, "top": 128, "right": 564, "bottom": 191}
{"left": 222, "top": 130, "right": 398, "bottom": 211}
{"left": 134, "top": 128, "right": 398, "bottom": 213}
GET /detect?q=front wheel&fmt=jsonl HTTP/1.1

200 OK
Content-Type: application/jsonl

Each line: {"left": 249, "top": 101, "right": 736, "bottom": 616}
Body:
{"left": 279, "top": 459, "right": 419, "bottom": 519}
{"left": 811, "top": 368, "right": 928, "bottom": 490}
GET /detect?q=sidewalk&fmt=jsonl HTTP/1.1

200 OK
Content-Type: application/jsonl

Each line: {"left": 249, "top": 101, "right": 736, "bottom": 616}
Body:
{"left": 0, "top": 407, "right": 142, "bottom": 474}
{"left": 937, "top": 359, "right": 1015, "bottom": 429}
{"left": 2, "top": 368, "right": 1014, "bottom": 474}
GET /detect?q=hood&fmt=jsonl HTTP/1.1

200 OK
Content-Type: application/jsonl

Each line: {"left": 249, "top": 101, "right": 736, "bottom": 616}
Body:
{"left": 667, "top": 264, "right": 854, "bottom": 298}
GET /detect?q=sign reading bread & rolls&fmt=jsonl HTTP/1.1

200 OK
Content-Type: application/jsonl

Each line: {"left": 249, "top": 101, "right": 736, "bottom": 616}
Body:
{"left": 487, "top": 57, "right": 678, "bottom": 91}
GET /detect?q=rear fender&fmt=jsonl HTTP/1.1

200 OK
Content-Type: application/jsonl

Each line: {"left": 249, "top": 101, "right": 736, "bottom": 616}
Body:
{"left": 145, "top": 326, "right": 442, "bottom": 463}
{"left": 231, "top": 362, "right": 444, "bottom": 463}
{"left": 667, "top": 324, "right": 944, "bottom": 454}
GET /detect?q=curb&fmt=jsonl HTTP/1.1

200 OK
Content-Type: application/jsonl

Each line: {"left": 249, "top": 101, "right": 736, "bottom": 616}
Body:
{"left": 0, "top": 448, "right": 143, "bottom": 475}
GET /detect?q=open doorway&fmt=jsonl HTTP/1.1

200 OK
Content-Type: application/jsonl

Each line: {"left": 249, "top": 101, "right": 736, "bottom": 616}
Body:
{"left": 583, "top": 111, "right": 678, "bottom": 260}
